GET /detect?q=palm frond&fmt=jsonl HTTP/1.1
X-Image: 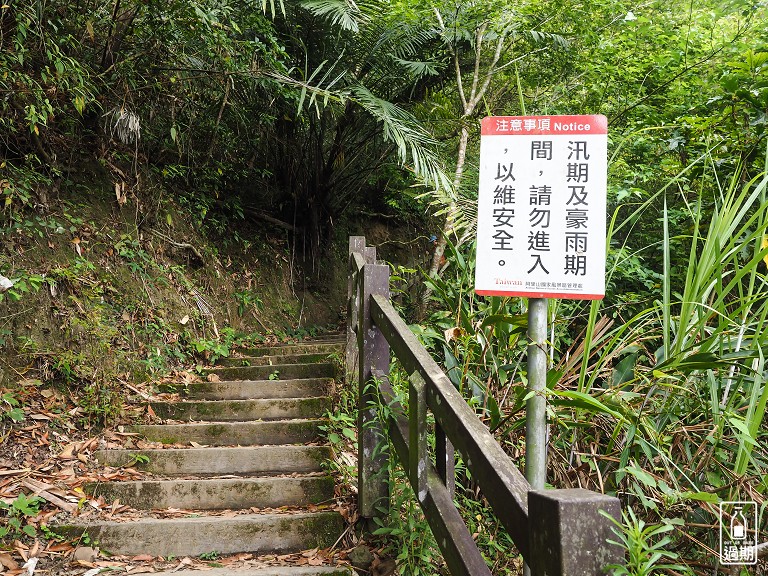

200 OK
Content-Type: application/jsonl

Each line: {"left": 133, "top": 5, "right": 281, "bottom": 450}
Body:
{"left": 524, "top": 29, "right": 569, "bottom": 48}
{"left": 348, "top": 85, "right": 451, "bottom": 193}
{"left": 265, "top": 68, "right": 452, "bottom": 207}
{"left": 300, "top": 0, "right": 365, "bottom": 32}
{"left": 390, "top": 27, "right": 440, "bottom": 59}
{"left": 392, "top": 57, "right": 443, "bottom": 79}
{"left": 261, "top": 0, "right": 286, "bottom": 18}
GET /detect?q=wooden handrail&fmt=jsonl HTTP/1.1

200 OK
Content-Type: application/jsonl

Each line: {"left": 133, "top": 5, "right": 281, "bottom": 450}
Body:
{"left": 347, "top": 236, "right": 622, "bottom": 576}
{"left": 371, "top": 294, "right": 531, "bottom": 557}
{"left": 373, "top": 369, "right": 493, "bottom": 576}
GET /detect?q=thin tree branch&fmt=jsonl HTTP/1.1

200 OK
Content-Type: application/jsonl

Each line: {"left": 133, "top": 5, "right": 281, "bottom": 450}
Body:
{"left": 467, "top": 22, "right": 488, "bottom": 106}
{"left": 472, "top": 28, "right": 506, "bottom": 112}
{"left": 434, "top": 8, "right": 467, "bottom": 110}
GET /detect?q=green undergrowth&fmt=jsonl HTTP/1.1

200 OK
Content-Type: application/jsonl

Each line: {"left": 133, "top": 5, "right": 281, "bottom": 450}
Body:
{"left": 341, "top": 365, "right": 522, "bottom": 576}
{"left": 0, "top": 493, "right": 44, "bottom": 540}
{"left": 335, "top": 150, "right": 768, "bottom": 575}
{"left": 0, "top": 168, "right": 344, "bottom": 429}
{"left": 395, "top": 152, "right": 768, "bottom": 574}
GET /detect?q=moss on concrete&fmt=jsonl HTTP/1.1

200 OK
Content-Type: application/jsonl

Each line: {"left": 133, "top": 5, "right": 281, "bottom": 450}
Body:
{"left": 150, "top": 397, "right": 331, "bottom": 421}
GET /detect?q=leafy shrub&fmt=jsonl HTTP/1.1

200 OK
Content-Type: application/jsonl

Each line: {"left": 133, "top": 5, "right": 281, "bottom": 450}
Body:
{"left": 0, "top": 493, "right": 44, "bottom": 540}
{"left": 0, "top": 391, "right": 24, "bottom": 423}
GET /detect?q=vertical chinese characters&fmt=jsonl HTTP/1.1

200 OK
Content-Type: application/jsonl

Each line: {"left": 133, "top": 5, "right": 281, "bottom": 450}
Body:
{"left": 564, "top": 140, "right": 590, "bottom": 277}
{"left": 492, "top": 162, "right": 516, "bottom": 251}
{"left": 527, "top": 142, "right": 553, "bottom": 274}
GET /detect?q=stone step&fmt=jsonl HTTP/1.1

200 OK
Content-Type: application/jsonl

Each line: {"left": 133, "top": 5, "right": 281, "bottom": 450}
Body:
{"left": 303, "top": 336, "right": 345, "bottom": 344}
{"left": 95, "top": 446, "right": 331, "bottom": 475}
{"left": 129, "top": 419, "right": 323, "bottom": 446}
{"left": 162, "top": 378, "right": 332, "bottom": 400}
{"left": 204, "top": 363, "right": 337, "bottom": 381}
{"left": 151, "top": 397, "right": 330, "bottom": 422}
{"left": 216, "top": 352, "right": 335, "bottom": 367}
{"left": 237, "top": 343, "right": 343, "bottom": 358}
{"left": 87, "top": 476, "right": 335, "bottom": 510}
{"left": 186, "top": 379, "right": 332, "bottom": 401}
{"left": 57, "top": 511, "right": 344, "bottom": 557}
{"left": 156, "top": 568, "right": 353, "bottom": 576}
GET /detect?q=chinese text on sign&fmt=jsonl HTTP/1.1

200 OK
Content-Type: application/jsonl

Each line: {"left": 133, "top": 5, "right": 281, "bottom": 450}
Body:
{"left": 475, "top": 115, "right": 608, "bottom": 299}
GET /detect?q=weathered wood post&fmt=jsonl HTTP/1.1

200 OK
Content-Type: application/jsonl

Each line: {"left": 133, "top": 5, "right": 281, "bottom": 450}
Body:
{"left": 408, "top": 372, "right": 428, "bottom": 503}
{"left": 528, "top": 488, "right": 622, "bottom": 576}
{"left": 346, "top": 236, "right": 366, "bottom": 385}
{"left": 434, "top": 423, "right": 455, "bottom": 498}
{"left": 357, "top": 247, "right": 390, "bottom": 519}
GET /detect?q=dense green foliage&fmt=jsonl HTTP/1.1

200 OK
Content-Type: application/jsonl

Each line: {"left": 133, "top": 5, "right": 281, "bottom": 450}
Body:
{"left": 2, "top": 0, "right": 768, "bottom": 573}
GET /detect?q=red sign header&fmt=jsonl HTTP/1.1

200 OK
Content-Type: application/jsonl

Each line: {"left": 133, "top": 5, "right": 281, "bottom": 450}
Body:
{"left": 481, "top": 115, "right": 607, "bottom": 136}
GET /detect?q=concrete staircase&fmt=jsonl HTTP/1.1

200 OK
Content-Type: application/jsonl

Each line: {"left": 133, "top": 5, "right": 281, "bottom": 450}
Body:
{"left": 63, "top": 338, "right": 352, "bottom": 575}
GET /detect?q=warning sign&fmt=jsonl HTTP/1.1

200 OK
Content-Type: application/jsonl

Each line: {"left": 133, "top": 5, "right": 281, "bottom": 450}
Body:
{"left": 474, "top": 115, "right": 608, "bottom": 299}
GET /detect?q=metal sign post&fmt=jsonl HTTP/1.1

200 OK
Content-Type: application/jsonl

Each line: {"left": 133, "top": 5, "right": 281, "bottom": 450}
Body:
{"left": 526, "top": 297, "right": 548, "bottom": 490}
{"left": 473, "top": 114, "right": 608, "bottom": 493}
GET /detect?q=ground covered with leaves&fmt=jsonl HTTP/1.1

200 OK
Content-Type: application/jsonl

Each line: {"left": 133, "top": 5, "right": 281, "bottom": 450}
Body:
{"left": 0, "top": 358, "right": 381, "bottom": 576}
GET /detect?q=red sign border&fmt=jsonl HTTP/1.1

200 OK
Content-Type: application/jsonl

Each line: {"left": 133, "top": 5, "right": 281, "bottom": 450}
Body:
{"left": 475, "top": 114, "right": 607, "bottom": 301}
{"left": 476, "top": 289, "right": 604, "bottom": 300}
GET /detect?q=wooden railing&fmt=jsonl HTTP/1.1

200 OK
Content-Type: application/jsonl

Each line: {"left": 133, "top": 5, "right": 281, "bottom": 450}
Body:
{"left": 346, "top": 236, "right": 623, "bottom": 576}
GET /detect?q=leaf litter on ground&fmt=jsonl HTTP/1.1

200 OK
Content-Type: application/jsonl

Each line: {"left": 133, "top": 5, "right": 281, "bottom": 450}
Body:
{"left": 1, "top": 361, "right": 358, "bottom": 575}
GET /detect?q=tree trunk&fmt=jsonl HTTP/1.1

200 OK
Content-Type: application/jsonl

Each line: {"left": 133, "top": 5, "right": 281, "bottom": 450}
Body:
{"left": 428, "top": 122, "right": 470, "bottom": 278}
{"left": 420, "top": 16, "right": 508, "bottom": 316}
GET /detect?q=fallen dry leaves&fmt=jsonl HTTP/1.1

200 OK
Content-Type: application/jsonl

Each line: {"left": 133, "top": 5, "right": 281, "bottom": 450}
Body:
{"left": 0, "top": 347, "right": 359, "bottom": 576}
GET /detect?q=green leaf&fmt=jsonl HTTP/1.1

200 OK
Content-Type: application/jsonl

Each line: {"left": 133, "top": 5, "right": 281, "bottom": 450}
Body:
{"left": 612, "top": 352, "right": 637, "bottom": 387}
{"left": 728, "top": 417, "right": 757, "bottom": 446}
{"left": 623, "top": 464, "right": 657, "bottom": 489}
{"left": 546, "top": 369, "right": 563, "bottom": 390}
{"left": 549, "top": 390, "right": 625, "bottom": 420}
{"left": 487, "top": 394, "right": 501, "bottom": 429}
{"left": 443, "top": 345, "right": 462, "bottom": 390}
{"left": 479, "top": 314, "right": 527, "bottom": 331}
{"left": 680, "top": 491, "right": 720, "bottom": 503}
{"left": 467, "top": 372, "right": 486, "bottom": 404}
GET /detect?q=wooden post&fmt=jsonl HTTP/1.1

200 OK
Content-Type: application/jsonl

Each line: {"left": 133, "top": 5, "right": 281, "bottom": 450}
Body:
{"left": 528, "top": 489, "right": 622, "bottom": 576}
{"left": 409, "top": 371, "right": 428, "bottom": 503}
{"left": 346, "top": 236, "right": 366, "bottom": 385}
{"left": 435, "top": 422, "right": 456, "bottom": 498}
{"left": 357, "top": 254, "right": 390, "bottom": 519}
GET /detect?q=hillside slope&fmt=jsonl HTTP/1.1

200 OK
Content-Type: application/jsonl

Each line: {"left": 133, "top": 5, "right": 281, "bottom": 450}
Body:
{"left": 1, "top": 164, "right": 347, "bottom": 424}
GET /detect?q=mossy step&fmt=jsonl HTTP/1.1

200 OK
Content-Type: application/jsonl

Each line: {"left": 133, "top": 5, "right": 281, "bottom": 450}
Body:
{"left": 95, "top": 446, "right": 331, "bottom": 475}
{"left": 86, "top": 475, "right": 335, "bottom": 510}
{"left": 204, "top": 363, "right": 337, "bottom": 381}
{"left": 128, "top": 419, "right": 323, "bottom": 446}
{"left": 236, "top": 342, "right": 343, "bottom": 358}
{"left": 215, "top": 352, "right": 335, "bottom": 367}
{"left": 150, "top": 397, "right": 330, "bottom": 421}
{"left": 57, "top": 511, "right": 344, "bottom": 557}
{"left": 168, "top": 378, "right": 332, "bottom": 400}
